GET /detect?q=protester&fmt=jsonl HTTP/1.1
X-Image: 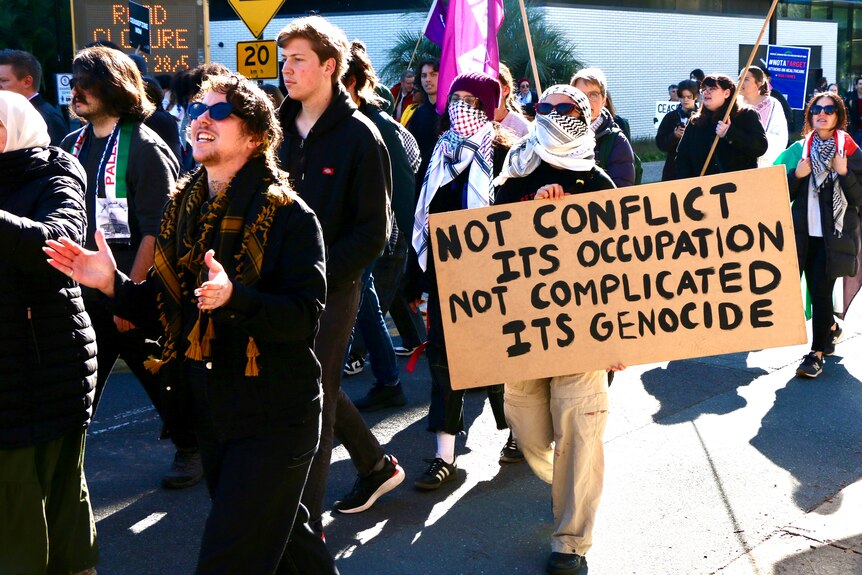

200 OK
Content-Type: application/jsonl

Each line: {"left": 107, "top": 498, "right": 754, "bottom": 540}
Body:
{"left": 656, "top": 79, "right": 698, "bottom": 181}
{"left": 739, "top": 66, "right": 788, "bottom": 167}
{"left": 0, "top": 48, "right": 69, "bottom": 145}
{"left": 516, "top": 77, "right": 538, "bottom": 118}
{"left": 844, "top": 75, "right": 862, "bottom": 144}
{"left": 572, "top": 68, "right": 636, "bottom": 187}
{"left": 675, "top": 73, "right": 767, "bottom": 178}
{"left": 782, "top": 93, "right": 862, "bottom": 378}
{"left": 407, "top": 59, "right": 442, "bottom": 180}
{"left": 0, "top": 90, "right": 98, "bottom": 575}
{"left": 829, "top": 83, "right": 840, "bottom": 95}
{"left": 338, "top": 40, "right": 412, "bottom": 411}
{"left": 492, "top": 83, "right": 620, "bottom": 575}
{"left": 409, "top": 72, "right": 516, "bottom": 489}
{"left": 391, "top": 69, "right": 415, "bottom": 121}
{"left": 496, "top": 63, "right": 532, "bottom": 139}
{"left": 46, "top": 73, "right": 336, "bottom": 574}
{"left": 277, "top": 15, "right": 404, "bottom": 529}
{"left": 60, "top": 47, "right": 199, "bottom": 489}
{"left": 763, "top": 68, "right": 795, "bottom": 143}
{"left": 156, "top": 72, "right": 184, "bottom": 133}
{"left": 668, "top": 83, "right": 679, "bottom": 101}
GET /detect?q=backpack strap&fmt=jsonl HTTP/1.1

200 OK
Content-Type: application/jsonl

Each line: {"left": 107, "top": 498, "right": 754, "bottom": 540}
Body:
{"left": 597, "top": 127, "right": 620, "bottom": 170}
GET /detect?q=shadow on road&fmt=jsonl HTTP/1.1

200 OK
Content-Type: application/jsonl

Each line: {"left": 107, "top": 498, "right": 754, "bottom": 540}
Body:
{"left": 750, "top": 354, "right": 862, "bottom": 512}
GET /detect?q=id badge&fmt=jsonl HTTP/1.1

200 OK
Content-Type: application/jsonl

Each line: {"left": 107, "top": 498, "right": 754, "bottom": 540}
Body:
{"left": 96, "top": 197, "right": 131, "bottom": 242}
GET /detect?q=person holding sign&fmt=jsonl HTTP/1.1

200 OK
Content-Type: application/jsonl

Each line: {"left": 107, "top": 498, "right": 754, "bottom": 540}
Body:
{"left": 740, "top": 66, "right": 788, "bottom": 167}
{"left": 410, "top": 71, "right": 517, "bottom": 490}
{"left": 675, "top": 73, "right": 767, "bottom": 179}
{"left": 655, "top": 79, "right": 698, "bottom": 182}
{"left": 492, "top": 84, "right": 617, "bottom": 575}
{"left": 786, "top": 93, "right": 862, "bottom": 378}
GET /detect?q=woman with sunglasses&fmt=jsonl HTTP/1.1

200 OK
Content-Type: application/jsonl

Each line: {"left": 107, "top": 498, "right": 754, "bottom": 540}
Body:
{"left": 409, "top": 72, "right": 518, "bottom": 490}
{"left": 675, "top": 73, "right": 768, "bottom": 179}
{"left": 779, "top": 93, "right": 862, "bottom": 377}
{"left": 493, "top": 85, "right": 618, "bottom": 575}
{"left": 655, "top": 79, "right": 699, "bottom": 181}
{"left": 739, "top": 66, "right": 788, "bottom": 167}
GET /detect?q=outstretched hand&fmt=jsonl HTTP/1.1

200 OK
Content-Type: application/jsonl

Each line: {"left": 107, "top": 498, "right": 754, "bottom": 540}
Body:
{"left": 44, "top": 229, "right": 118, "bottom": 297}
{"left": 194, "top": 250, "right": 233, "bottom": 311}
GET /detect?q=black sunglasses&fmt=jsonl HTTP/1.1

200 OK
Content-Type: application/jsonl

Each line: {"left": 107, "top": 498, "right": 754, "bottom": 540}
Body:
{"left": 810, "top": 104, "right": 837, "bottom": 116}
{"left": 188, "top": 101, "right": 235, "bottom": 121}
{"left": 535, "top": 102, "right": 578, "bottom": 116}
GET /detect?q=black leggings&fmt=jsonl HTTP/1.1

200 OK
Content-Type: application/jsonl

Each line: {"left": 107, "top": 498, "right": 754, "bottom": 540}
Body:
{"left": 801, "top": 236, "right": 837, "bottom": 352}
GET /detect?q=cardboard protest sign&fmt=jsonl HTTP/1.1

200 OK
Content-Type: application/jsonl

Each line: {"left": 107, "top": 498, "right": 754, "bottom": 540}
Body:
{"left": 429, "top": 166, "right": 806, "bottom": 390}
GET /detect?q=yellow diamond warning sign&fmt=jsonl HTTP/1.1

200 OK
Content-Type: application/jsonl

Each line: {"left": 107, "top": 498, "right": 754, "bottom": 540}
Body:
{"left": 227, "top": 0, "right": 286, "bottom": 39}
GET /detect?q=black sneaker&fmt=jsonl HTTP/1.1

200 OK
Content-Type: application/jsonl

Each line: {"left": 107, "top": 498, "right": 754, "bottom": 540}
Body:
{"left": 796, "top": 352, "right": 823, "bottom": 378}
{"left": 499, "top": 436, "right": 525, "bottom": 464}
{"left": 343, "top": 355, "right": 365, "bottom": 376}
{"left": 333, "top": 454, "right": 405, "bottom": 514}
{"left": 546, "top": 552, "right": 585, "bottom": 575}
{"left": 354, "top": 383, "right": 407, "bottom": 411}
{"left": 162, "top": 449, "right": 204, "bottom": 489}
{"left": 394, "top": 345, "right": 419, "bottom": 357}
{"left": 414, "top": 457, "right": 457, "bottom": 490}
{"left": 824, "top": 324, "right": 843, "bottom": 356}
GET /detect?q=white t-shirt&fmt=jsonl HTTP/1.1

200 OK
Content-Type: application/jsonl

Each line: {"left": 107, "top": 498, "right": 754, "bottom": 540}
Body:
{"left": 808, "top": 176, "right": 823, "bottom": 237}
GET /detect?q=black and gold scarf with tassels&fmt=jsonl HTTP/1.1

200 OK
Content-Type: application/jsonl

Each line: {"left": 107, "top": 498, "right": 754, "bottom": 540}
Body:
{"left": 144, "top": 155, "right": 291, "bottom": 377}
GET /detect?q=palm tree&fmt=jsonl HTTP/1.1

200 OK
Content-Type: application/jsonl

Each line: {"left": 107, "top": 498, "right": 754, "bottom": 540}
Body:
{"left": 380, "top": 0, "right": 582, "bottom": 89}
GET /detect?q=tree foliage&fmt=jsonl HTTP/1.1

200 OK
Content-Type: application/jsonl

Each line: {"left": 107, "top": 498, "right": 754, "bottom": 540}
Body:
{"left": 0, "top": 0, "right": 74, "bottom": 104}
{"left": 380, "top": 0, "right": 582, "bottom": 90}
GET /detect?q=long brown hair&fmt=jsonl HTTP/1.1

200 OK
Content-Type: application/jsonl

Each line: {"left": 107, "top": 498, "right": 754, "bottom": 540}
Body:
{"left": 690, "top": 73, "right": 747, "bottom": 127}
{"left": 802, "top": 92, "right": 848, "bottom": 135}
{"left": 71, "top": 46, "right": 154, "bottom": 121}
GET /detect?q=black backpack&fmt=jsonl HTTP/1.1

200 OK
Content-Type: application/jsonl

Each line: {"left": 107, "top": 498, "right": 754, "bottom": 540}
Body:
{"left": 597, "top": 127, "right": 643, "bottom": 186}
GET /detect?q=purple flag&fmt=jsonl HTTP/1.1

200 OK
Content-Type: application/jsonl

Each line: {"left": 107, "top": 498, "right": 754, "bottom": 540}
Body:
{"left": 435, "top": 0, "right": 505, "bottom": 116}
{"left": 423, "top": 0, "right": 447, "bottom": 46}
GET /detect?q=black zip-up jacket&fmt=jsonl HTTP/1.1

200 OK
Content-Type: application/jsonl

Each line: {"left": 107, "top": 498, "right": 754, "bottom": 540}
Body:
{"left": 0, "top": 146, "right": 97, "bottom": 448}
{"left": 278, "top": 86, "right": 391, "bottom": 289}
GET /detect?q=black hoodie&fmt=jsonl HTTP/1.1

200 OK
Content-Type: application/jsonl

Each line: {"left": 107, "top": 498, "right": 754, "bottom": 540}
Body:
{"left": 278, "top": 85, "right": 392, "bottom": 289}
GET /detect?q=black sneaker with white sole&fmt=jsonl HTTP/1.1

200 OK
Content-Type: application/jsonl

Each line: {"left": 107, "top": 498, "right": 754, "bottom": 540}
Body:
{"left": 414, "top": 457, "right": 457, "bottom": 490}
{"left": 333, "top": 454, "right": 405, "bottom": 514}
{"left": 343, "top": 355, "right": 365, "bottom": 376}
{"left": 796, "top": 352, "right": 823, "bottom": 378}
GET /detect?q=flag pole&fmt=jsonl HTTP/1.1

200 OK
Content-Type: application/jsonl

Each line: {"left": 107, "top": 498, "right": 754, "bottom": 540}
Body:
{"left": 407, "top": 33, "right": 423, "bottom": 73}
{"left": 699, "top": 0, "right": 781, "bottom": 177}
{"left": 518, "top": 0, "right": 542, "bottom": 94}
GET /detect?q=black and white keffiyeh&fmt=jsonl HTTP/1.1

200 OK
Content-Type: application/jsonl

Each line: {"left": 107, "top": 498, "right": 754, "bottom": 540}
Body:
{"left": 807, "top": 130, "right": 849, "bottom": 236}
{"left": 493, "top": 85, "right": 595, "bottom": 187}
{"left": 412, "top": 102, "right": 494, "bottom": 271}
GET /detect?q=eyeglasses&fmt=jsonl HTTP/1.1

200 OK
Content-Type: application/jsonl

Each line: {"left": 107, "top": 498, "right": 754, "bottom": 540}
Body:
{"left": 448, "top": 93, "right": 481, "bottom": 109}
{"left": 535, "top": 102, "right": 579, "bottom": 116}
{"left": 582, "top": 91, "right": 603, "bottom": 102}
{"left": 188, "top": 101, "right": 235, "bottom": 121}
{"left": 810, "top": 104, "right": 837, "bottom": 116}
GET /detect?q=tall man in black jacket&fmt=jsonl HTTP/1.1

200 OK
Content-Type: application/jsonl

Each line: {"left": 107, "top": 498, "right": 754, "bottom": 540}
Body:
{"left": 277, "top": 15, "right": 401, "bottom": 535}
{"left": 0, "top": 49, "right": 69, "bottom": 145}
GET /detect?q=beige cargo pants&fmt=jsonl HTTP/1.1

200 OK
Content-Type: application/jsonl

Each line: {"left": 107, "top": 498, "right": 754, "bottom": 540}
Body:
{"left": 504, "top": 370, "right": 608, "bottom": 555}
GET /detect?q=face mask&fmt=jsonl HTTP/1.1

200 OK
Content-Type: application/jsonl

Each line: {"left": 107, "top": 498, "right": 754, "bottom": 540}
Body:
{"left": 448, "top": 99, "right": 488, "bottom": 137}
{"left": 546, "top": 109, "right": 588, "bottom": 140}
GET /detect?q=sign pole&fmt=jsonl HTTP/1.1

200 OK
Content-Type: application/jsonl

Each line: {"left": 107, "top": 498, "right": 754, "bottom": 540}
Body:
{"left": 518, "top": 0, "right": 541, "bottom": 94}
{"left": 204, "top": 0, "right": 211, "bottom": 64}
{"left": 699, "top": 0, "right": 780, "bottom": 177}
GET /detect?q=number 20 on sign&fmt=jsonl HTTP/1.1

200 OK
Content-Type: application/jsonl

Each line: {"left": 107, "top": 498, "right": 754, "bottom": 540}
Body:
{"left": 236, "top": 40, "right": 278, "bottom": 80}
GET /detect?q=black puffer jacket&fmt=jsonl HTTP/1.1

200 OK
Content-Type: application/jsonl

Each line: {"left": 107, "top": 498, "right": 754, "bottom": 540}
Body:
{"left": 675, "top": 106, "right": 768, "bottom": 179}
{"left": 0, "top": 147, "right": 97, "bottom": 449}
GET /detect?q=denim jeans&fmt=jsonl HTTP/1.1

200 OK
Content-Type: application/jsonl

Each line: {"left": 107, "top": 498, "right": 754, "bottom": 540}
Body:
{"left": 346, "top": 264, "right": 400, "bottom": 386}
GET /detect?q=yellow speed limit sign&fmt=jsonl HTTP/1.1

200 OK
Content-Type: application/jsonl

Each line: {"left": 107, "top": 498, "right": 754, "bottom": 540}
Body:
{"left": 237, "top": 40, "right": 278, "bottom": 80}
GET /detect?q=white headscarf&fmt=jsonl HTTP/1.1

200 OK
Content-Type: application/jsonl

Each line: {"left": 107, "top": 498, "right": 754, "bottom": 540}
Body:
{"left": 494, "top": 85, "right": 595, "bottom": 187}
{"left": 0, "top": 90, "right": 50, "bottom": 153}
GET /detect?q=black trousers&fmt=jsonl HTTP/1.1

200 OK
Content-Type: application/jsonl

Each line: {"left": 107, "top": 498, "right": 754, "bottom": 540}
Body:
{"left": 188, "top": 366, "right": 337, "bottom": 575}
{"left": 87, "top": 300, "right": 197, "bottom": 450}
{"left": 801, "top": 236, "right": 837, "bottom": 352}
{"left": 302, "top": 281, "right": 384, "bottom": 531}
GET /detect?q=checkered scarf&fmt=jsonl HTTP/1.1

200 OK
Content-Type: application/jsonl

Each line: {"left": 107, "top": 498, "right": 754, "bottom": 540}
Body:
{"left": 494, "top": 85, "right": 595, "bottom": 187}
{"left": 412, "top": 103, "right": 494, "bottom": 271}
{"left": 805, "top": 130, "right": 850, "bottom": 237}
{"left": 144, "top": 156, "right": 288, "bottom": 377}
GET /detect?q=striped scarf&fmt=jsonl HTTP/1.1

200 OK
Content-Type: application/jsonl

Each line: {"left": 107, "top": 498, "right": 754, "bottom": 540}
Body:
{"left": 144, "top": 156, "right": 288, "bottom": 377}
{"left": 412, "top": 121, "right": 495, "bottom": 271}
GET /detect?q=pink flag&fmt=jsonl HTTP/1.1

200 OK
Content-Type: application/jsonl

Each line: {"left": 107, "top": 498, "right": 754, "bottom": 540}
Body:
{"left": 435, "top": 0, "right": 505, "bottom": 116}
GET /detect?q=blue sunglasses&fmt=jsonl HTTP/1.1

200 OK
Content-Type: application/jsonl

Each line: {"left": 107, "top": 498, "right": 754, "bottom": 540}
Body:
{"left": 535, "top": 102, "right": 578, "bottom": 116}
{"left": 188, "top": 101, "right": 235, "bottom": 121}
